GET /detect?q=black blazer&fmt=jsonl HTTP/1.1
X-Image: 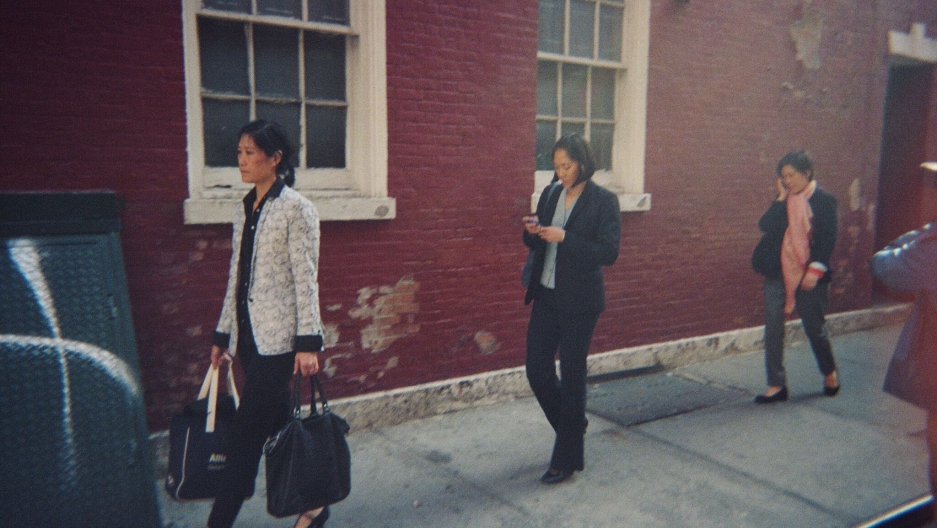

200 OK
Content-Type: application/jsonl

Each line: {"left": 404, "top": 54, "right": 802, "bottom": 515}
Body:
{"left": 523, "top": 180, "right": 621, "bottom": 313}
{"left": 751, "top": 187, "right": 837, "bottom": 281}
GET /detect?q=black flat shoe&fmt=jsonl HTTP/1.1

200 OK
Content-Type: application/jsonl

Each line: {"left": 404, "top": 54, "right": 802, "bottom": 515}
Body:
{"left": 754, "top": 386, "right": 788, "bottom": 404}
{"left": 823, "top": 384, "right": 840, "bottom": 397}
{"left": 540, "top": 469, "right": 573, "bottom": 485}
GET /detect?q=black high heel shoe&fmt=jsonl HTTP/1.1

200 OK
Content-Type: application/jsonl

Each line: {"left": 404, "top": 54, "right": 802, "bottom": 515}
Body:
{"left": 823, "top": 384, "right": 840, "bottom": 397}
{"left": 540, "top": 468, "right": 573, "bottom": 485}
{"left": 754, "top": 386, "right": 788, "bottom": 404}
{"left": 294, "top": 506, "right": 330, "bottom": 528}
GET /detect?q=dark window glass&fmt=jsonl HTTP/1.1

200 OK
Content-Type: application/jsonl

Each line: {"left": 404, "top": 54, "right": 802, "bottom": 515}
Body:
{"left": 537, "top": 62, "right": 558, "bottom": 116}
{"left": 306, "top": 106, "right": 346, "bottom": 168}
{"left": 538, "top": 0, "right": 564, "bottom": 54}
{"left": 199, "top": 18, "right": 249, "bottom": 95}
{"left": 203, "top": 99, "right": 250, "bottom": 167}
{"left": 591, "top": 123, "right": 614, "bottom": 170}
{"left": 561, "top": 121, "right": 585, "bottom": 138}
{"left": 304, "top": 33, "right": 346, "bottom": 101}
{"left": 256, "top": 102, "right": 301, "bottom": 166}
{"left": 561, "top": 64, "right": 587, "bottom": 118}
{"left": 309, "top": 0, "right": 349, "bottom": 24}
{"left": 536, "top": 121, "right": 558, "bottom": 171}
{"left": 204, "top": 0, "right": 251, "bottom": 14}
{"left": 568, "top": 0, "right": 594, "bottom": 58}
{"left": 598, "top": 4, "right": 623, "bottom": 62}
{"left": 255, "top": 26, "right": 299, "bottom": 98}
{"left": 257, "top": 0, "right": 302, "bottom": 18}
{"left": 591, "top": 68, "right": 615, "bottom": 120}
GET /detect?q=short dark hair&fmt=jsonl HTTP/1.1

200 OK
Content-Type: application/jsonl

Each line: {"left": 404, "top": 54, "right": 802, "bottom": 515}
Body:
{"left": 238, "top": 120, "right": 296, "bottom": 186}
{"left": 552, "top": 133, "right": 596, "bottom": 185}
{"left": 776, "top": 150, "right": 814, "bottom": 181}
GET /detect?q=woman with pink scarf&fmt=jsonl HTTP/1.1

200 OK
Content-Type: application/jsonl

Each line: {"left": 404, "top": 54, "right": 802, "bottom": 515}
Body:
{"left": 751, "top": 151, "right": 839, "bottom": 403}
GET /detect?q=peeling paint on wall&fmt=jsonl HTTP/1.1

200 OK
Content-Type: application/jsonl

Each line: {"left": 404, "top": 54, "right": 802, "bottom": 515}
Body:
{"left": 323, "top": 322, "right": 340, "bottom": 348}
{"left": 473, "top": 330, "right": 501, "bottom": 355}
{"left": 790, "top": 2, "right": 824, "bottom": 70}
{"left": 348, "top": 275, "right": 420, "bottom": 353}
{"left": 322, "top": 352, "right": 353, "bottom": 378}
{"left": 373, "top": 356, "right": 399, "bottom": 379}
{"left": 848, "top": 179, "right": 862, "bottom": 212}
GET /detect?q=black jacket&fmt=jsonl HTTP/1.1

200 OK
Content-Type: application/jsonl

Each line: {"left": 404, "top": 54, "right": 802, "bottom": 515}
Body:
{"left": 751, "top": 187, "right": 837, "bottom": 281}
{"left": 523, "top": 180, "right": 621, "bottom": 313}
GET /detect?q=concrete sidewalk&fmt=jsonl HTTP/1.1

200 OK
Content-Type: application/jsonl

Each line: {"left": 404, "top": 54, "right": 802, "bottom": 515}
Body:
{"left": 157, "top": 323, "right": 929, "bottom": 527}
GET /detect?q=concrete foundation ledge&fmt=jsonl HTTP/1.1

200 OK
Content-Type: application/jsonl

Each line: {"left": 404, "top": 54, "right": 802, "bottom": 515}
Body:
{"left": 149, "top": 304, "right": 909, "bottom": 477}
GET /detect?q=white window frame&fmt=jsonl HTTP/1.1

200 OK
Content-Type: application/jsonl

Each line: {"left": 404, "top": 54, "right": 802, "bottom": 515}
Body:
{"left": 181, "top": 0, "right": 394, "bottom": 224}
{"left": 534, "top": 0, "right": 650, "bottom": 212}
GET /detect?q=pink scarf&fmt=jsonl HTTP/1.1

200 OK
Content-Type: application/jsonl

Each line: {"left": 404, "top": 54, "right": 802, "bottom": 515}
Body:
{"left": 781, "top": 180, "right": 816, "bottom": 314}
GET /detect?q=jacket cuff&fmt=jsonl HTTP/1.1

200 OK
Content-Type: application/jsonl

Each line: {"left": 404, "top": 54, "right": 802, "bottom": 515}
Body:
{"left": 295, "top": 334, "right": 324, "bottom": 352}
{"left": 212, "top": 331, "right": 230, "bottom": 349}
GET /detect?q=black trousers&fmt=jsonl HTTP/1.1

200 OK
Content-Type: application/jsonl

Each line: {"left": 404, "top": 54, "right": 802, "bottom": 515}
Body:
{"left": 525, "top": 287, "right": 600, "bottom": 472}
{"left": 208, "top": 329, "right": 295, "bottom": 528}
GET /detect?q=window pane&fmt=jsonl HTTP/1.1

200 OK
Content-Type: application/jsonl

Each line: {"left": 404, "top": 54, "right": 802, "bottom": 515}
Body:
{"left": 257, "top": 0, "right": 301, "bottom": 19}
{"left": 203, "top": 0, "right": 250, "bottom": 14}
{"left": 199, "top": 18, "right": 249, "bottom": 95}
{"left": 536, "top": 120, "right": 557, "bottom": 171}
{"left": 560, "top": 121, "right": 584, "bottom": 138}
{"left": 561, "top": 64, "right": 587, "bottom": 118}
{"left": 307, "top": 105, "right": 346, "bottom": 168}
{"left": 309, "top": 0, "right": 349, "bottom": 24}
{"left": 256, "top": 102, "right": 301, "bottom": 167}
{"left": 203, "top": 99, "right": 250, "bottom": 167}
{"left": 568, "top": 0, "right": 594, "bottom": 58}
{"left": 538, "top": 0, "right": 564, "bottom": 54}
{"left": 591, "top": 67, "right": 615, "bottom": 120}
{"left": 255, "top": 26, "right": 299, "bottom": 98}
{"left": 537, "top": 62, "right": 558, "bottom": 117}
{"left": 598, "top": 4, "right": 623, "bottom": 62}
{"left": 304, "top": 33, "right": 346, "bottom": 101}
{"left": 591, "top": 123, "right": 614, "bottom": 170}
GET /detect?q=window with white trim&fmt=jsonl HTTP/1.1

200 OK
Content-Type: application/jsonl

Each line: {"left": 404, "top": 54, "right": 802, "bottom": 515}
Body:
{"left": 536, "top": 0, "right": 650, "bottom": 211}
{"left": 182, "top": 0, "right": 393, "bottom": 223}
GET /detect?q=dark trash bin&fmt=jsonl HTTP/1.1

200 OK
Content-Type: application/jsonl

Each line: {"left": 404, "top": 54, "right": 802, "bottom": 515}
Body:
{"left": 0, "top": 192, "right": 161, "bottom": 528}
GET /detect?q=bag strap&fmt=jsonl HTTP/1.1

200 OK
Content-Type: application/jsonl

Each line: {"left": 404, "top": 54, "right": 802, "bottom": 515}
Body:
{"left": 288, "top": 373, "right": 332, "bottom": 418}
{"left": 289, "top": 372, "right": 304, "bottom": 418}
{"left": 196, "top": 364, "right": 240, "bottom": 433}
{"left": 203, "top": 365, "right": 220, "bottom": 433}
{"left": 309, "top": 374, "right": 331, "bottom": 416}
{"left": 225, "top": 366, "right": 240, "bottom": 409}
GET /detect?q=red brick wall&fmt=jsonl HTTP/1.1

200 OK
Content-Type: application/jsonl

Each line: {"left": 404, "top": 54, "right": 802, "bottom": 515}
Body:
{"left": 1, "top": 1, "right": 935, "bottom": 431}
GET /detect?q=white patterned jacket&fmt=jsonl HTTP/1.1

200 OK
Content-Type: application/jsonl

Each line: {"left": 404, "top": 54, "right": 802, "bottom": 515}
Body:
{"left": 215, "top": 182, "right": 325, "bottom": 356}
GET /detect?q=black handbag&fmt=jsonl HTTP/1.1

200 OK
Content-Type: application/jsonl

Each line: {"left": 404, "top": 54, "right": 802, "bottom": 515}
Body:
{"left": 264, "top": 374, "right": 351, "bottom": 518}
{"left": 751, "top": 231, "right": 782, "bottom": 278}
{"left": 165, "top": 364, "right": 239, "bottom": 500}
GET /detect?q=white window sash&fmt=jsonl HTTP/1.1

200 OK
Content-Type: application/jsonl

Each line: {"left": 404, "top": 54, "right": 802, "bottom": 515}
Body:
{"left": 182, "top": 0, "right": 393, "bottom": 224}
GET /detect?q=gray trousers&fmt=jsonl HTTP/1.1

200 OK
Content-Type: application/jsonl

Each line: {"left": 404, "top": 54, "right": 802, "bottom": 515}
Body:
{"left": 763, "top": 277, "right": 837, "bottom": 387}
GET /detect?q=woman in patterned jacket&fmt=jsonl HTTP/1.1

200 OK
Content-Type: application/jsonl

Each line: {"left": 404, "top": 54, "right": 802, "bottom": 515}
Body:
{"left": 207, "top": 120, "right": 329, "bottom": 528}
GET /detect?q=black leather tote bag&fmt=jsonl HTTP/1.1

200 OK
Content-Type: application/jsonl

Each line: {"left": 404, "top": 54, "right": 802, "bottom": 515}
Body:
{"left": 264, "top": 373, "right": 351, "bottom": 517}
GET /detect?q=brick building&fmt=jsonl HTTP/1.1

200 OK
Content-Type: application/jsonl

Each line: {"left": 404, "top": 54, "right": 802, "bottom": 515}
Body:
{"left": 1, "top": 1, "right": 936, "bottom": 432}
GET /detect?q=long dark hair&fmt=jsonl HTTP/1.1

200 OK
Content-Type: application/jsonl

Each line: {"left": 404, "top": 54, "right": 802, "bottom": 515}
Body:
{"left": 238, "top": 120, "right": 296, "bottom": 187}
{"left": 552, "top": 133, "right": 597, "bottom": 186}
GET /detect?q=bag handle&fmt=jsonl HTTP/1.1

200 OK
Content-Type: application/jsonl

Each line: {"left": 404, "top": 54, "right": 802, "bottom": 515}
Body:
{"left": 288, "top": 373, "right": 332, "bottom": 418}
{"left": 197, "top": 364, "right": 240, "bottom": 433}
{"left": 309, "top": 374, "right": 331, "bottom": 415}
